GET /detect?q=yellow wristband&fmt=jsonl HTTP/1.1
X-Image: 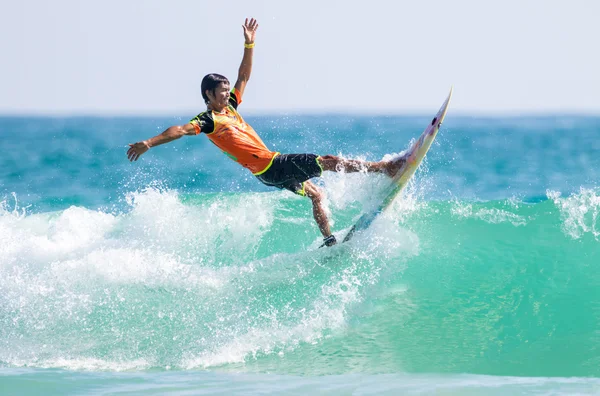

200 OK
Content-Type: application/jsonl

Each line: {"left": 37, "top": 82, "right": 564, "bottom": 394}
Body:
{"left": 244, "top": 42, "right": 255, "bottom": 49}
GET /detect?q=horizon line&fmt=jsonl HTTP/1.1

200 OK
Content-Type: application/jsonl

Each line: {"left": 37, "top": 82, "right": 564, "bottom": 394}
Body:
{"left": 1, "top": 110, "right": 600, "bottom": 118}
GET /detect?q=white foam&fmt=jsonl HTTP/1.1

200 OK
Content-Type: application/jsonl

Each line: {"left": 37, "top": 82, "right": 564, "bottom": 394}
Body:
{"left": 123, "top": 187, "right": 274, "bottom": 263}
{"left": 0, "top": 187, "right": 279, "bottom": 325}
{"left": 0, "top": 188, "right": 282, "bottom": 306}
{"left": 1, "top": 186, "right": 420, "bottom": 372}
{"left": 548, "top": 188, "right": 600, "bottom": 240}
{"left": 0, "top": 204, "right": 117, "bottom": 270}
{"left": 48, "top": 248, "right": 226, "bottom": 289}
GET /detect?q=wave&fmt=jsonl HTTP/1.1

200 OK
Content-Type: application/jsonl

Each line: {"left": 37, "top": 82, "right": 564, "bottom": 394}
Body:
{"left": 0, "top": 184, "right": 599, "bottom": 376}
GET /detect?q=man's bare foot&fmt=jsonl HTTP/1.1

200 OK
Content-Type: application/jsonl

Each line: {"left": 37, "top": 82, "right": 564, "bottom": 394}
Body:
{"left": 383, "top": 155, "right": 407, "bottom": 178}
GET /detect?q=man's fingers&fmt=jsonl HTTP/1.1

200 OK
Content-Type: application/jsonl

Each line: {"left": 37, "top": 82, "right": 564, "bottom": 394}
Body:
{"left": 244, "top": 17, "right": 257, "bottom": 30}
{"left": 127, "top": 147, "right": 138, "bottom": 161}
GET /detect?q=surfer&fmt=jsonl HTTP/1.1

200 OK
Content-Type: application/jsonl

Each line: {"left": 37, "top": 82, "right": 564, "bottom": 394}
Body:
{"left": 127, "top": 18, "right": 405, "bottom": 247}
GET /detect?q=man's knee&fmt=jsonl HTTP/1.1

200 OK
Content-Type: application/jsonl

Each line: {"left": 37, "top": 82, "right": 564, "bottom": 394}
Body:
{"left": 318, "top": 155, "right": 339, "bottom": 171}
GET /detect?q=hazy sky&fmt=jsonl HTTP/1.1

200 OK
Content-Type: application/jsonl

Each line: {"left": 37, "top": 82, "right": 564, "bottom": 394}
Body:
{"left": 1, "top": 0, "right": 599, "bottom": 115}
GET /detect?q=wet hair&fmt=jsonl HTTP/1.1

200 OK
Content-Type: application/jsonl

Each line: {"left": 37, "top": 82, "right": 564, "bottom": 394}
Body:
{"left": 201, "top": 73, "right": 230, "bottom": 104}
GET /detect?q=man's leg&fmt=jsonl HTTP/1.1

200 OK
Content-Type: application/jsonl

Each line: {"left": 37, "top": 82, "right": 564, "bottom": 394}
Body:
{"left": 303, "top": 181, "right": 332, "bottom": 238}
{"left": 317, "top": 154, "right": 406, "bottom": 177}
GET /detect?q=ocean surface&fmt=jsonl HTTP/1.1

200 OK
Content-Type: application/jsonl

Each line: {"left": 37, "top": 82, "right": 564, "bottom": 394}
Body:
{"left": 1, "top": 113, "right": 599, "bottom": 395}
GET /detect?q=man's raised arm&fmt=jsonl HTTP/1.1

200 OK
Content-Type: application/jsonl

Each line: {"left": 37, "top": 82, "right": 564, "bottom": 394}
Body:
{"left": 234, "top": 18, "right": 259, "bottom": 100}
{"left": 127, "top": 123, "right": 196, "bottom": 162}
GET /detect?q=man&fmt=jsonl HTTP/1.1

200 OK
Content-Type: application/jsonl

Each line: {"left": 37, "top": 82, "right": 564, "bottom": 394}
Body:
{"left": 127, "top": 18, "right": 405, "bottom": 247}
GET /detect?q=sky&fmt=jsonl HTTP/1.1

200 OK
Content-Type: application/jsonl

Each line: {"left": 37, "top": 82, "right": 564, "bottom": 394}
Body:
{"left": 1, "top": 0, "right": 599, "bottom": 115}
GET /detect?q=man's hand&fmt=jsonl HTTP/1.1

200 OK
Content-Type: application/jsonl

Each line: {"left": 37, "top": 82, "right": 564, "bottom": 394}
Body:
{"left": 243, "top": 18, "right": 258, "bottom": 44}
{"left": 127, "top": 141, "right": 150, "bottom": 162}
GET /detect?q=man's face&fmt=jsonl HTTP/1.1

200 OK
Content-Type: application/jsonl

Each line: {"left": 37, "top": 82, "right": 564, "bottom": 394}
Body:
{"left": 207, "top": 82, "right": 230, "bottom": 109}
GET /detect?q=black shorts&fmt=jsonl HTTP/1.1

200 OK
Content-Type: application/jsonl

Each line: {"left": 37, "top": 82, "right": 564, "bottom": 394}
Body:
{"left": 256, "top": 153, "right": 323, "bottom": 196}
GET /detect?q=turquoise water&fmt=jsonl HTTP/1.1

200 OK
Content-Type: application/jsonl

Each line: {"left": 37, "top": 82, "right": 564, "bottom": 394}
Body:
{"left": 1, "top": 114, "right": 600, "bottom": 394}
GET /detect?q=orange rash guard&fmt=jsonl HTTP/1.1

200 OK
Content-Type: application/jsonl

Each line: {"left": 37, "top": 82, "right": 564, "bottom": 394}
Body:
{"left": 190, "top": 89, "right": 278, "bottom": 175}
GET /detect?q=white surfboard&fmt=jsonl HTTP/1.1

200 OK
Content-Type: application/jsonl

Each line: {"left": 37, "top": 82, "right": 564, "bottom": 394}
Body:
{"left": 342, "top": 88, "right": 453, "bottom": 243}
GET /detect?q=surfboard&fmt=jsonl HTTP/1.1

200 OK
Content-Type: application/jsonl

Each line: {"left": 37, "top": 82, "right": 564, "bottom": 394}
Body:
{"left": 342, "top": 87, "right": 453, "bottom": 243}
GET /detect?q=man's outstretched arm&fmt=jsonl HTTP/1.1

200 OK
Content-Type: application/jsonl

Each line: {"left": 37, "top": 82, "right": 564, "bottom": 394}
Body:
{"left": 127, "top": 123, "right": 196, "bottom": 162}
{"left": 234, "top": 18, "right": 259, "bottom": 100}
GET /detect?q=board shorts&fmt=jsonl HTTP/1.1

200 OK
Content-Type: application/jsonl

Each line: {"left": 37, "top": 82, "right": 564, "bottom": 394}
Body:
{"left": 255, "top": 153, "right": 323, "bottom": 196}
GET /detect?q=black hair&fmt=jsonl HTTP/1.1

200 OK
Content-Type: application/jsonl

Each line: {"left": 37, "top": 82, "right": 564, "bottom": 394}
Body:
{"left": 201, "top": 73, "right": 230, "bottom": 104}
